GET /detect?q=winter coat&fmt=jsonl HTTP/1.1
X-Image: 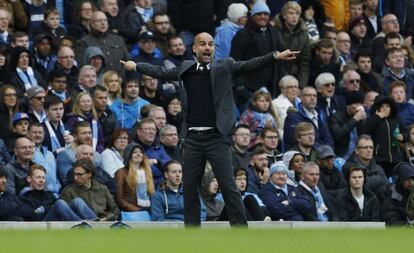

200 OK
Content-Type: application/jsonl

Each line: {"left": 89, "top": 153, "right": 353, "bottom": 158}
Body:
{"left": 18, "top": 188, "right": 57, "bottom": 221}
{"left": 3, "top": 159, "right": 35, "bottom": 195}
{"left": 114, "top": 167, "right": 148, "bottom": 212}
{"left": 0, "top": 191, "right": 31, "bottom": 221}
{"left": 319, "top": 164, "right": 347, "bottom": 197}
{"left": 335, "top": 188, "right": 381, "bottom": 222}
{"left": 381, "top": 67, "right": 414, "bottom": 100}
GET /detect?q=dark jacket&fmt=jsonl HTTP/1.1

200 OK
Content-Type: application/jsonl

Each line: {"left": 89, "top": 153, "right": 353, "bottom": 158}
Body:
{"left": 18, "top": 188, "right": 57, "bottom": 221}
{"left": 318, "top": 164, "right": 347, "bottom": 198}
{"left": 308, "top": 48, "right": 341, "bottom": 87}
{"left": 32, "top": 22, "right": 66, "bottom": 53}
{"left": 335, "top": 187, "right": 381, "bottom": 221}
{"left": 98, "top": 108, "right": 117, "bottom": 147}
{"left": 230, "top": 146, "right": 250, "bottom": 170}
{"left": 3, "top": 159, "right": 35, "bottom": 195}
{"left": 0, "top": 191, "right": 31, "bottom": 221}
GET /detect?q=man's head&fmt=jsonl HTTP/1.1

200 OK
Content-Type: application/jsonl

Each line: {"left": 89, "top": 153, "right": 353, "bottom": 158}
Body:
{"left": 168, "top": 36, "right": 186, "bottom": 56}
{"left": 226, "top": 3, "right": 248, "bottom": 26}
{"left": 250, "top": 147, "right": 268, "bottom": 170}
{"left": 148, "top": 106, "right": 166, "bottom": 130}
{"left": 75, "top": 144, "right": 94, "bottom": 161}
{"left": 395, "top": 163, "right": 414, "bottom": 191}
{"left": 344, "top": 90, "right": 364, "bottom": 116}
{"left": 33, "top": 34, "right": 52, "bottom": 57}
{"left": 0, "top": 8, "right": 10, "bottom": 33}
{"left": 232, "top": 125, "right": 251, "bottom": 150}
{"left": 27, "top": 165, "right": 46, "bottom": 191}
{"left": 138, "top": 31, "right": 156, "bottom": 54}
{"left": 193, "top": 32, "right": 215, "bottom": 64}
{"left": 135, "top": 0, "right": 152, "bottom": 9}
{"left": 136, "top": 118, "right": 157, "bottom": 145}
{"left": 73, "top": 159, "right": 95, "bottom": 187}
{"left": 324, "top": 27, "right": 338, "bottom": 45}
{"left": 349, "top": 16, "right": 367, "bottom": 39}
{"left": 13, "top": 137, "right": 35, "bottom": 163}
{"left": 355, "top": 51, "right": 373, "bottom": 73}
{"left": 315, "top": 72, "right": 336, "bottom": 98}
{"left": 90, "top": 11, "right": 108, "bottom": 33}
{"left": 355, "top": 135, "right": 374, "bottom": 162}
{"left": 381, "top": 14, "right": 399, "bottom": 34}
{"left": 250, "top": 2, "right": 270, "bottom": 28}
{"left": 364, "top": 0, "right": 378, "bottom": 13}
{"left": 364, "top": 90, "right": 379, "bottom": 109}
{"left": 281, "top": 1, "right": 301, "bottom": 28}
{"left": 122, "top": 78, "right": 140, "bottom": 100}
{"left": 27, "top": 86, "right": 46, "bottom": 112}
{"left": 259, "top": 127, "right": 279, "bottom": 152}
{"left": 300, "top": 86, "right": 317, "bottom": 111}
{"left": 48, "top": 68, "right": 68, "bottom": 93}
{"left": 163, "top": 160, "right": 182, "bottom": 189}
{"left": 78, "top": 65, "right": 97, "bottom": 90}
{"left": 347, "top": 167, "right": 365, "bottom": 191}
{"left": 390, "top": 81, "right": 407, "bottom": 103}
{"left": 73, "top": 121, "right": 93, "bottom": 146}
{"left": 45, "top": 95, "right": 64, "bottom": 122}
{"left": 295, "top": 122, "right": 315, "bottom": 148}
{"left": 350, "top": 0, "right": 364, "bottom": 18}
{"left": 152, "top": 13, "right": 171, "bottom": 35}
{"left": 12, "top": 113, "right": 30, "bottom": 136}
{"left": 159, "top": 124, "right": 179, "bottom": 148}
{"left": 11, "top": 32, "right": 30, "bottom": 49}
{"left": 315, "top": 39, "right": 335, "bottom": 65}
{"left": 336, "top": 31, "right": 351, "bottom": 55}
{"left": 385, "top": 48, "right": 405, "bottom": 71}
{"left": 0, "top": 167, "right": 7, "bottom": 193}
{"left": 57, "top": 46, "right": 75, "bottom": 70}
{"left": 269, "top": 161, "right": 289, "bottom": 187}
{"left": 100, "top": 0, "right": 119, "bottom": 17}
{"left": 93, "top": 86, "right": 109, "bottom": 111}
{"left": 343, "top": 70, "right": 361, "bottom": 92}
{"left": 384, "top": 32, "right": 402, "bottom": 49}
{"left": 28, "top": 123, "right": 45, "bottom": 146}
{"left": 141, "top": 74, "right": 158, "bottom": 93}
{"left": 316, "top": 145, "right": 336, "bottom": 170}
{"left": 301, "top": 162, "right": 320, "bottom": 188}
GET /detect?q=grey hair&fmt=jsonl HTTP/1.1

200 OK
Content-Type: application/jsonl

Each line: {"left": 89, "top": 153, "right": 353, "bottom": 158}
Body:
{"left": 301, "top": 161, "right": 319, "bottom": 179}
{"left": 159, "top": 124, "right": 177, "bottom": 136}
{"left": 278, "top": 75, "right": 299, "bottom": 89}
{"left": 314, "top": 73, "right": 335, "bottom": 91}
{"left": 79, "top": 65, "right": 97, "bottom": 75}
{"left": 148, "top": 106, "right": 166, "bottom": 118}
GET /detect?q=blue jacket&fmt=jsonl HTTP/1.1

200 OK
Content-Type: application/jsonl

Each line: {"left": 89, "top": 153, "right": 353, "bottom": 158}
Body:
{"left": 397, "top": 102, "right": 414, "bottom": 126}
{"left": 33, "top": 146, "right": 61, "bottom": 195}
{"left": 381, "top": 67, "right": 414, "bottom": 100}
{"left": 151, "top": 184, "right": 207, "bottom": 221}
{"left": 109, "top": 98, "right": 149, "bottom": 129}
{"left": 258, "top": 182, "right": 310, "bottom": 221}
{"left": 246, "top": 166, "right": 263, "bottom": 194}
{"left": 283, "top": 103, "right": 334, "bottom": 150}
{"left": 214, "top": 20, "right": 242, "bottom": 61}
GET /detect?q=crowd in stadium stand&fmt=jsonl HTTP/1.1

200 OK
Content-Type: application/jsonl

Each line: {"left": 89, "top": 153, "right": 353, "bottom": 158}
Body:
{"left": 2, "top": 0, "right": 414, "bottom": 226}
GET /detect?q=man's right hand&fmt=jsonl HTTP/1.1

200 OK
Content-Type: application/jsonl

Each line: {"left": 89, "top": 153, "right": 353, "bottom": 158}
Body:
{"left": 353, "top": 106, "right": 366, "bottom": 121}
{"left": 120, "top": 60, "right": 137, "bottom": 71}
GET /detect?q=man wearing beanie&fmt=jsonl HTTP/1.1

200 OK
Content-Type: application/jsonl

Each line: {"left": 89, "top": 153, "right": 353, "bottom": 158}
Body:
{"left": 258, "top": 161, "right": 310, "bottom": 221}
{"left": 329, "top": 91, "right": 366, "bottom": 159}
{"left": 348, "top": 15, "right": 371, "bottom": 56}
{"left": 215, "top": 3, "right": 248, "bottom": 60}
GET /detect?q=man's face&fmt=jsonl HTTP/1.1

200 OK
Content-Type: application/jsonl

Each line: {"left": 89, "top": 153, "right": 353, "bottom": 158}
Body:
{"left": 251, "top": 154, "right": 268, "bottom": 169}
{"left": 382, "top": 14, "right": 399, "bottom": 33}
{"left": 235, "top": 174, "right": 247, "bottom": 192}
{"left": 351, "top": 23, "right": 367, "bottom": 39}
{"left": 153, "top": 15, "right": 171, "bottom": 35}
{"left": 28, "top": 169, "right": 46, "bottom": 191}
{"left": 325, "top": 31, "right": 337, "bottom": 45}
{"left": 364, "top": 91, "right": 378, "bottom": 109}
{"left": 349, "top": 170, "right": 364, "bottom": 190}
{"left": 303, "top": 166, "right": 320, "bottom": 188}
{"left": 90, "top": 12, "right": 108, "bottom": 33}
{"left": 160, "top": 128, "right": 179, "bottom": 147}
{"left": 78, "top": 69, "right": 97, "bottom": 89}
{"left": 402, "top": 178, "right": 414, "bottom": 190}
{"left": 14, "top": 138, "right": 34, "bottom": 162}
{"left": 168, "top": 37, "right": 186, "bottom": 56}
{"left": 45, "top": 13, "right": 60, "bottom": 29}
{"left": 29, "top": 125, "right": 45, "bottom": 145}
{"left": 386, "top": 38, "right": 401, "bottom": 49}
{"left": 391, "top": 86, "right": 406, "bottom": 103}
{"left": 137, "top": 122, "right": 156, "bottom": 145}
{"left": 271, "top": 171, "right": 288, "bottom": 187}
{"left": 251, "top": 12, "right": 269, "bottom": 28}
{"left": 283, "top": 8, "right": 300, "bottom": 27}
{"left": 46, "top": 103, "right": 64, "bottom": 122}
{"left": 261, "top": 131, "right": 279, "bottom": 151}
{"left": 365, "top": 0, "right": 378, "bottom": 11}
{"left": 94, "top": 90, "right": 108, "bottom": 111}
{"left": 125, "top": 81, "right": 139, "bottom": 99}
{"left": 336, "top": 32, "right": 351, "bottom": 54}
{"left": 193, "top": 33, "right": 215, "bottom": 64}
{"left": 319, "top": 82, "right": 335, "bottom": 98}
{"left": 355, "top": 139, "right": 374, "bottom": 161}
{"left": 232, "top": 128, "right": 251, "bottom": 149}
{"left": 77, "top": 146, "right": 94, "bottom": 161}
{"left": 297, "top": 130, "right": 315, "bottom": 148}
{"left": 165, "top": 163, "right": 182, "bottom": 188}
{"left": 90, "top": 56, "right": 103, "bottom": 71}
{"left": 73, "top": 166, "right": 92, "bottom": 187}
{"left": 139, "top": 39, "right": 156, "bottom": 54}
{"left": 102, "top": 0, "right": 119, "bottom": 17}
{"left": 319, "top": 157, "right": 334, "bottom": 170}
{"left": 14, "top": 120, "right": 29, "bottom": 136}
{"left": 142, "top": 76, "right": 158, "bottom": 92}
{"left": 0, "top": 10, "right": 9, "bottom": 32}
{"left": 316, "top": 47, "right": 333, "bottom": 65}
{"left": 136, "top": 0, "right": 152, "bottom": 9}
{"left": 344, "top": 72, "right": 361, "bottom": 92}
{"left": 350, "top": 4, "right": 363, "bottom": 18}
{"left": 57, "top": 47, "right": 75, "bottom": 70}
{"left": 0, "top": 176, "right": 6, "bottom": 192}
{"left": 75, "top": 126, "right": 93, "bottom": 146}
{"left": 15, "top": 36, "right": 30, "bottom": 49}
{"left": 35, "top": 38, "right": 51, "bottom": 57}
{"left": 301, "top": 88, "right": 317, "bottom": 110}
{"left": 29, "top": 92, "right": 45, "bottom": 112}
{"left": 357, "top": 56, "right": 372, "bottom": 73}
{"left": 386, "top": 51, "right": 405, "bottom": 70}
{"left": 150, "top": 110, "right": 166, "bottom": 130}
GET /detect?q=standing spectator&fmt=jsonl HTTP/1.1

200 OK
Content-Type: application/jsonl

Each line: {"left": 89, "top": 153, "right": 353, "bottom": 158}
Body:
{"left": 148, "top": 13, "right": 176, "bottom": 57}
{"left": 101, "top": 129, "right": 130, "bottom": 178}
{"left": 67, "top": 0, "right": 95, "bottom": 39}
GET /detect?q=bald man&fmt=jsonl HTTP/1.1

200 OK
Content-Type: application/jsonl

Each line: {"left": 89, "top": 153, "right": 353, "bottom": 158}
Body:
{"left": 121, "top": 32, "right": 298, "bottom": 227}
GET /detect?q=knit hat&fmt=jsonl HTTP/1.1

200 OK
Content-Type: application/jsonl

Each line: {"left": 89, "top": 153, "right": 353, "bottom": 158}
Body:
{"left": 227, "top": 3, "right": 248, "bottom": 23}
{"left": 317, "top": 145, "right": 335, "bottom": 159}
{"left": 344, "top": 91, "right": 364, "bottom": 105}
{"left": 12, "top": 112, "right": 30, "bottom": 125}
{"left": 269, "top": 161, "right": 289, "bottom": 176}
{"left": 27, "top": 86, "right": 46, "bottom": 100}
{"left": 251, "top": 2, "right": 270, "bottom": 16}
{"left": 348, "top": 16, "right": 366, "bottom": 31}
{"left": 394, "top": 162, "right": 414, "bottom": 186}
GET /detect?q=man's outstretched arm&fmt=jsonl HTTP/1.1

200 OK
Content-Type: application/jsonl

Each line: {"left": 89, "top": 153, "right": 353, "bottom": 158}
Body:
{"left": 120, "top": 60, "right": 180, "bottom": 81}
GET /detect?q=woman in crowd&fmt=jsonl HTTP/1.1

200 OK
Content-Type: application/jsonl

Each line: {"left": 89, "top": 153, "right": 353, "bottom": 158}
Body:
{"left": 102, "top": 70, "right": 122, "bottom": 105}
{"left": 282, "top": 150, "right": 306, "bottom": 186}
{"left": 101, "top": 129, "right": 130, "bottom": 178}
{"left": 200, "top": 170, "right": 226, "bottom": 221}
{"left": 0, "top": 85, "right": 20, "bottom": 152}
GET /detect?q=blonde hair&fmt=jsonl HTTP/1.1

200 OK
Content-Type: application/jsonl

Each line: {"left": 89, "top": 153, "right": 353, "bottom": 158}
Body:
{"left": 281, "top": 1, "right": 302, "bottom": 16}
{"left": 102, "top": 70, "right": 122, "bottom": 100}
{"left": 126, "top": 146, "right": 155, "bottom": 195}
{"left": 251, "top": 90, "right": 281, "bottom": 128}
{"left": 72, "top": 92, "right": 98, "bottom": 120}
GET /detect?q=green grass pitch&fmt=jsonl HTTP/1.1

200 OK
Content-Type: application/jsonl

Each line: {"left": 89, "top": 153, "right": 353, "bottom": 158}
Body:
{"left": 0, "top": 228, "right": 411, "bottom": 253}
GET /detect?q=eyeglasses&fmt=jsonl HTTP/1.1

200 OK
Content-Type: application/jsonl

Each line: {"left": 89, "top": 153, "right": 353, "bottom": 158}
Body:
{"left": 385, "top": 19, "right": 399, "bottom": 24}
{"left": 117, "top": 136, "right": 129, "bottom": 141}
{"left": 349, "top": 79, "right": 360, "bottom": 84}
{"left": 33, "top": 96, "right": 45, "bottom": 101}
{"left": 4, "top": 93, "right": 17, "bottom": 97}
{"left": 358, "top": 145, "right": 374, "bottom": 150}
{"left": 323, "top": 83, "right": 335, "bottom": 87}
{"left": 74, "top": 172, "right": 88, "bottom": 177}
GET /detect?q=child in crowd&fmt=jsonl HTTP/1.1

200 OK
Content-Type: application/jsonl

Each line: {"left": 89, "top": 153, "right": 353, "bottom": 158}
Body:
{"left": 33, "top": 7, "right": 66, "bottom": 53}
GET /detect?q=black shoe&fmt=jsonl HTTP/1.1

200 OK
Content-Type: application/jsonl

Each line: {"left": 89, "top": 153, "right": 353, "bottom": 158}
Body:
{"left": 71, "top": 221, "right": 92, "bottom": 229}
{"left": 109, "top": 221, "right": 131, "bottom": 229}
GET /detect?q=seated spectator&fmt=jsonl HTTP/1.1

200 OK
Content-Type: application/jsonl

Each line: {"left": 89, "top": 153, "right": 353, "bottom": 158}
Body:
{"left": 24, "top": 0, "right": 46, "bottom": 34}
{"left": 336, "top": 31, "right": 353, "bottom": 68}
{"left": 200, "top": 170, "right": 226, "bottom": 221}
{"left": 0, "top": 44, "right": 7, "bottom": 85}
{"left": 32, "top": 7, "right": 66, "bottom": 53}
{"left": 258, "top": 127, "right": 281, "bottom": 165}
{"left": 230, "top": 124, "right": 251, "bottom": 170}
{"left": 390, "top": 81, "right": 414, "bottom": 126}
{"left": 163, "top": 36, "right": 193, "bottom": 70}
{"left": 84, "top": 46, "right": 106, "bottom": 85}
{"left": 100, "top": 0, "right": 134, "bottom": 41}
{"left": 10, "top": 32, "right": 30, "bottom": 49}
{"left": 316, "top": 145, "right": 347, "bottom": 198}
{"left": 341, "top": 69, "right": 362, "bottom": 93}
{"left": 290, "top": 122, "right": 318, "bottom": 162}
{"left": 147, "top": 13, "right": 176, "bottom": 57}
{"left": 0, "top": 137, "right": 10, "bottom": 166}
{"left": 123, "top": 0, "right": 152, "bottom": 42}
{"left": 335, "top": 166, "right": 381, "bottom": 221}
{"left": 69, "top": 65, "right": 98, "bottom": 100}
{"left": 159, "top": 124, "right": 182, "bottom": 162}
{"left": 0, "top": 85, "right": 19, "bottom": 150}
{"left": 258, "top": 161, "right": 309, "bottom": 221}
{"left": 0, "top": 9, "right": 11, "bottom": 46}
{"left": 315, "top": 72, "right": 345, "bottom": 119}
{"left": 0, "top": 3, "right": 27, "bottom": 32}
{"left": 60, "top": 159, "right": 119, "bottom": 221}
{"left": 55, "top": 46, "right": 78, "bottom": 89}
{"left": 151, "top": 160, "right": 207, "bottom": 221}
{"left": 67, "top": 0, "right": 95, "bottom": 39}
{"left": 363, "top": 90, "right": 379, "bottom": 111}
{"left": 7, "top": 46, "right": 46, "bottom": 97}
{"left": 348, "top": 15, "right": 372, "bottom": 57}
{"left": 271, "top": 75, "right": 301, "bottom": 138}
{"left": 239, "top": 89, "right": 278, "bottom": 148}
{"left": 47, "top": 68, "right": 73, "bottom": 114}
{"left": 282, "top": 150, "right": 306, "bottom": 186}
{"left": 3, "top": 137, "right": 36, "bottom": 195}
{"left": 114, "top": 143, "right": 155, "bottom": 212}
{"left": 299, "top": 0, "right": 322, "bottom": 43}
{"left": 382, "top": 162, "right": 414, "bottom": 225}
{"left": 296, "top": 162, "right": 338, "bottom": 221}
{"left": 343, "top": 134, "right": 388, "bottom": 199}
{"left": 101, "top": 70, "right": 121, "bottom": 105}
{"left": 247, "top": 147, "right": 270, "bottom": 194}
{"left": 162, "top": 93, "right": 182, "bottom": 131}
{"left": 9, "top": 113, "right": 30, "bottom": 151}
{"left": 31, "top": 34, "right": 57, "bottom": 82}
{"left": 24, "top": 86, "right": 47, "bottom": 124}
{"left": 92, "top": 86, "right": 116, "bottom": 146}
{"left": 19, "top": 164, "right": 97, "bottom": 221}
{"left": 101, "top": 129, "right": 130, "bottom": 178}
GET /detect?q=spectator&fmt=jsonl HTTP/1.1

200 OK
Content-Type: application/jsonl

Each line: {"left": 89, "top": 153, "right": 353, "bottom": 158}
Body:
{"left": 93, "top": 85, "right": 116, "bottom": 146}
{"left": 163, "top": 36, "right": 193, "bottom": 69}
{"left": 100, "top": 0, "right": 133, "bottom": 41}
{"left": 114, "top": 143, "right": 155, "bottom": 212}
{"left": 214, "top": 3, "right": 248, "bottom": 61}
{"left": 230, "top": 124, "right": 251, "bottom": 170}
{"left": 147, "top": 13, "right": 176, "bottom": 57}
{"left": 258, "top": 127, "right": 281, "bottom": 165}
{"left": 159, "top": 124, "right": 182, "bottom": 162}
{"left": 0, "top": 85, "right": 19, "bottom": 147}
{"left": 24, "top": 0, "right": 46, "bottom": 34}
{"left": 273, "top": 1, "right": 310, "bottom": 87}
{"left": 101, "top": 70, "right": 121, "bottom": 105}
{"left": 60, "top": 159, "right": 119, "bottom": 221}
{"left": 336, "top": 31, "right": 353, "bottom": 68}
{"left": 364, "top": 90, "right": 379, "bottom": 110}
{"left": 390, "top": 81, "right": 414, "bottom": 126}
{"left": 315, "top": 72, "right": 346, "bottom": 119}
{"left": 0, "top": 8, "right": 11, "bottom": 46}
{"left": 83, "top": 46, "right": 106, "bottom": 85}
{"left": 123, "top": 0, "right": 154, "bottom": 42}
{"left": 162, "top": 93, "right": 182, "bottom": 131}
{"left": 290, "top": 122, "right": 319, "bottom": 162}
{"left": 25, "top": 86, "right": 47, "bottom": 123}
{"left": 31, "top": 34, "right": 57, "bottom": 82}
{"left": 69, "top": 65, "right": 97, "bottom": 99}
{"left": 282, "top": 150, "right": 306, "bottom": 186}
{"left": 403, "top": 124, "right": 414, "bottom": 166}
{"left": 200, "top": 170, "right": 225, "bottom": 221}
{"left": 335, "top": 166, "right": 381, "bottom": 221}
{"left": 101, "top": 129, "right": 129, "bottom": 178}
{"left": 32, "top": 7, "right": 66, "bottom": 53}
{"left": 363, "top": 0, "right": 381, "bottom": 40}
{"left": 9, "top": 113, "right": 30, "bottom": 150}
{"left": 296, "top": 161, "right": 338, "bottom": 221}
{"left": 139, "top": 75, "right": 164, "bottom": 106}
{"left": 247, "top": 147, "right": 270, "bottom": 194}
{"left": 55, "top": 46, "right": 78, "bottom": 89}
{"left": 348, "top": 15, "right": 372, "bottom": 57}
{"left": 300, "top": 0, "right": 324, "bottom": 43}
{"left": 355, "top": 51, "right": 382, "bottom": 93}
{"left": 67, "top": 0, "right": 95, "bottom": 39}
{"left": 349, "top": 0, "right": 364, "bottom": 20}
{"left": 342, "top": 69, "right": 362, "bottom": 93}
{"left": 0, "top": 2, "right": 27, "bottom": 32}
{"left": 10, "top": 31, "right": 30, "bottom": 49}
